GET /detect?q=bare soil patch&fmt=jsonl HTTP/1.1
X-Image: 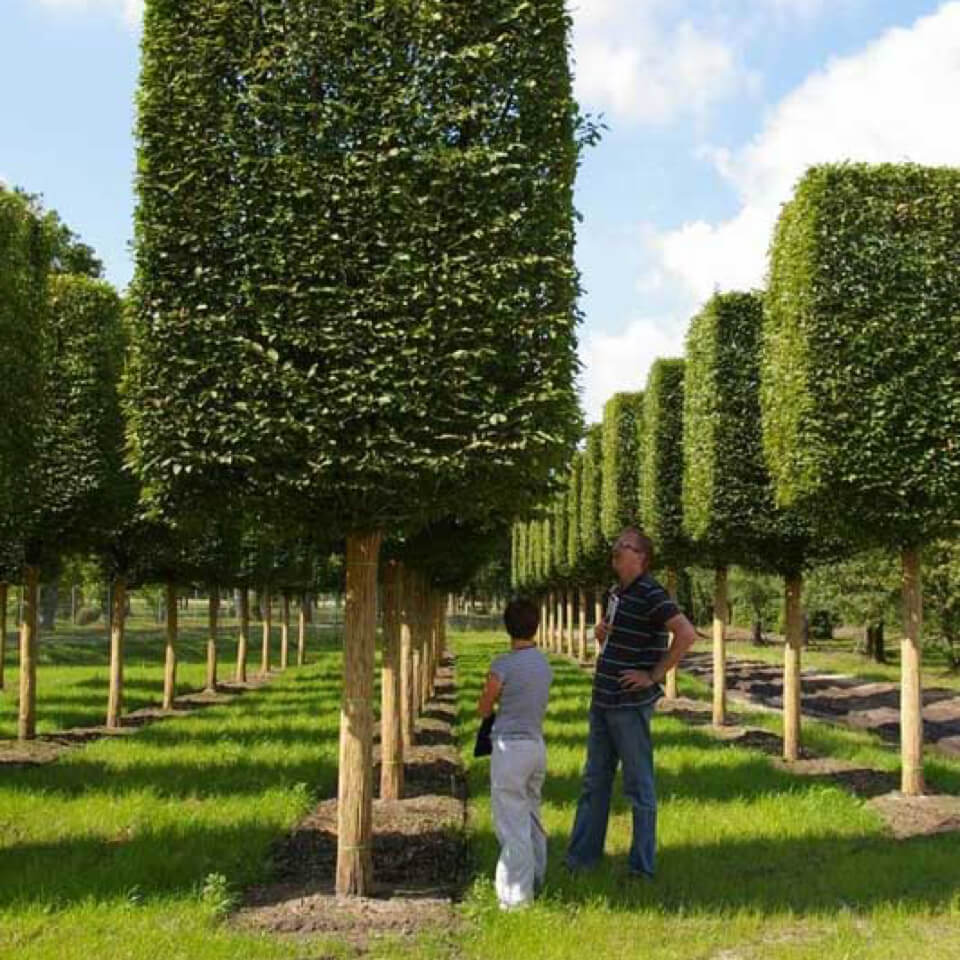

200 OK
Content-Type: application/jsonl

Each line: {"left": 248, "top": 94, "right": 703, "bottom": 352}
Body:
{"left": 237, "top": 657, "right": 468, "bottom": 949}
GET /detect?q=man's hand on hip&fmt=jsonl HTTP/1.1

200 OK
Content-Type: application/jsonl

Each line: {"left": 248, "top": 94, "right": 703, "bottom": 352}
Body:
{"left": 618, "top": 669, "right": 654, "bottom": 690}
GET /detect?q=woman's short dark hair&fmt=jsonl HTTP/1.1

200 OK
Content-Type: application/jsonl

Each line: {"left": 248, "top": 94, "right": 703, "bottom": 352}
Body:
{"left": 503, "top": 597, "right": 539, "bottom": 640}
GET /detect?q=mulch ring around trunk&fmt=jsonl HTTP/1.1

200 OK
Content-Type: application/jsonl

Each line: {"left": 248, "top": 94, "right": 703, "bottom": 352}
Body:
{"left": 658, "top": 694, "right": 960, "bottom": 840}
{"left": 236, "top": 656, "right": 469, "bottom": 949}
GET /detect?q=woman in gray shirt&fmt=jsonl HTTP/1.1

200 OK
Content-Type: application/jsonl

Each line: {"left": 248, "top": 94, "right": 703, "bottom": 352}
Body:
{"left": 477, "top": 597, "right": 553, "bottom": 910}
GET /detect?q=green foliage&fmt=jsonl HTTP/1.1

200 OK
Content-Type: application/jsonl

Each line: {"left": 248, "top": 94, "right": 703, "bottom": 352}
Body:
{"left": 566, "top": 453, "right": 582, "bottom": 573}
{"left": 763, "top": 162, "right": 960, "bottom": 549}
{"left": 684, "top": 292, "right": 810, "bottom": 572}
{"left": 526, "top": 518, "right": 540, "bottom": 588}
{"left": 131, "top": 0, "right": 584, "bottom": 537}
{"left": 578, "top": 423, "right": 605, "bottom": 577}
{"left": 511, "top": 521, "right": 522, "bottom": 590}
{"left": 0, "top": 188, "right": 52, "bottom": 577}
{"left": 552, "top": 490, "right": 569, "bottom": 580}
{"left": 601, "top": 392, "right": 643, "bottom": 542}
{"left": 26, "top": 275, "right": 128, "bottom": 569}
{"left": 641, "top": 359, "right": 686, "bottom": 568}
{"left": 925, "top": 536, "right": 960, "bottom": 667}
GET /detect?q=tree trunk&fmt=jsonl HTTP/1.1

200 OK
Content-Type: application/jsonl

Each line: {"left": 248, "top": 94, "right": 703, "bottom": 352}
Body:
{"left": 873, "top": 620, "right": 886, "bottom": 663}
{"left": 712, "top": 566, "right": 728, "bottom": 727}
{"left": 0, "top": 582, "right": 7, "bottom": 690}
{"left": 783, "top": 573, "right": 803, "bottom": 762}
{"left": 595, "top": 593, "right": 604, "bottom": 657}
{"left": 578, "top": 587, "right": 587, "bottom": 661}
{"left": 539, "top": 598, "right": 547, "bottom": 648}
{"left": 261, "top": 586, "right": 272, "bottom": 675}
{"left": 163, "top": 582, "right": 177, "bottom": 710}
{"left": 235, "top": 588, "right": 249, "bottom": 683}
{"left": 297, "top": 594, "right": 307, "bottom": 666}
{"left": 900, "top": 547, "right": 925, "bottom": 796}
{"left": 380, "top": 561, "right": 404, "bottom": 801}
{"left": 18, "top": 566, "right": 39, "bottom": 740}
{"left": 336, "top": 529, "right": 382, "bottom": 897}
{"left": 206, "top": 588, "right": 219, "bottom": 693}
{"left": 400, "top": 565, "right": 415, "bottom": 749}
{"left": 280, "top": 593, "right": 290, "bottom": 670}
{"left": 665, "top": 568, "right": 679, "bottom": 699}
{"left": 106, "top": 577, "right": 127, "bottom": 728}
{"left": 565, "top": 590, "right": 574, "bottom": 658}
{"left": 71, "top": 584, "right": 78, "bottom": 624}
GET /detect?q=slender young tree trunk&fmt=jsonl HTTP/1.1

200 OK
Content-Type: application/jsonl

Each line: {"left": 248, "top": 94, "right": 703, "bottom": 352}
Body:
{"left": 595, "top": 592, "right": 604, "bottom": 656}
{"left": 206, "top": 587, "right": 219, "bottom": 693}
{"left": 0, "top": 581, "right": 7, "bottom": 690}
{"left": 280, "top": 593, "right": 290, "bottom": 670}
{"left": 297, "top": 594, "right": 307, "bottom": 666}
{"left": 539, "top": 597, "right": 547, "bottom": 648}
{"left": 400, "top": 565, "right": 415, "bottom": 750}
{"left": 783, "top": 573, "right": 804, "bottom": 762}
{"left": 336, "top": 529, "right": 382, "bottom": 897}
{"left": 712, "top": 566, "right": 728, "bottom": 727}
{"left": 260, "top": 586, "right": 272, "bottom": 675}
{"left": 421, "top": 588, "right": 433, "bottom": 709}
{"left": 380, "top": 561, "right": 404, "bottom": 801}
{"left": 665, "top": 568, "right": 679, "bottom": 699}
{"left": 900, "top": 546, "right": 925, "bottom": 796}
{"left": 163, "top": 582, "right": 178, "bottom": 710}
{"left": 565, "top": 590, "right": 574, "bottom": 658}
{"left": 235, "top": 588, "right": 249, "bottom": 683}
{"left": 578, "top": 587, "right": 587, "bottom": 661}
{"left": 18, "top": 566, "right": 39, "bottom": 740}
{"left": 556, "top": 590, "right": 563, "bottom": 654}
{"left": 106, "top": 577, "right": 127, "bottom": 728}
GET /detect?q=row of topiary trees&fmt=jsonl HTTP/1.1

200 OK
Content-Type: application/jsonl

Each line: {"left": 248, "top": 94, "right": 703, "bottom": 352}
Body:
{"left": 514, "top": 161, "right": 959, "bottom": 797}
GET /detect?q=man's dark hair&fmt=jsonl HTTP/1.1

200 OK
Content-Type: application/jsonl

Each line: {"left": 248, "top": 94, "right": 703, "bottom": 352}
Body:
{"left": 504, "top": 596, "right": 540, "bottom": 640}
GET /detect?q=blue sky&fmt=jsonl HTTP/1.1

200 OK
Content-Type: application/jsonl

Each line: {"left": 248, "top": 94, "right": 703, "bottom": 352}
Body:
{"left": 2, "top": 0, "right": 958, "bottom": 420}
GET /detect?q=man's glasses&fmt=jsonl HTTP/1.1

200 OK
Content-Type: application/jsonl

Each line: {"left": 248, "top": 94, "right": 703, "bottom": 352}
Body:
{"left": 612, "top": 543, "right": 641, "bottom": 556}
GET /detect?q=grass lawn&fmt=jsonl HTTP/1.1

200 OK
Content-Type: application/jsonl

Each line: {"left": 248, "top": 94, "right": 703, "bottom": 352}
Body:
{"left": 454, "top": 632, "right": 960, "bottom": 960}
{"left": 0, "top": 606, "right": 340, "bottom": 738}
{"left": 2, "top": 627, "right": 959, "bottom": 960}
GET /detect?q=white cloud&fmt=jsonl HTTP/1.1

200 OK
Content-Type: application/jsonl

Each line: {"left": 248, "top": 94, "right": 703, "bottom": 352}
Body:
{"left": 572, "top": 3, "right": 753, "bottom": 124}
{"left": 32, "top": 0, "right": 142, "bottom": 28}
{"left": 579, "top": 316, "right": 686, "bottom": 423}
{"left": 650, "top": 1, "right": 960, "bottom": 302}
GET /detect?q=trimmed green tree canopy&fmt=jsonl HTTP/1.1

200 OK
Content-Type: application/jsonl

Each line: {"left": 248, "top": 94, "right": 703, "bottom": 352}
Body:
{"left": 579, "top": 423, "right": 606, "bottom": 581}
{"left": 26, "top": 275, "right": 127, "bottom": 569}
{"left": 601, "top": 392, "right": 643, "bottom": 542}
{"left": 684, "top": 291, "right": 806, "bottom": 571}
{"left": 0, "top": 189, "right": 52, "bottom": 576}
{"left": 131, "top": 0, "right": 583, "bottom": 536}
{"left": 552, "top": 490, "right": 569, "bottom": 581}
{"left": 641, "top": 359, "right": 687, "bottom": 569}
{"left": 566, "top": 452, "right": 583, "bottom": 575}
{"left": 763, "top": 162, "right": 960, "bottom": 548}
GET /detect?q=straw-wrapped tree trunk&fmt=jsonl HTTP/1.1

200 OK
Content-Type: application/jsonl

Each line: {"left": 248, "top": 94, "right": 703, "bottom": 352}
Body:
{"left": 106, "top": 577, "right": 126, "bottom": 728}
{"left": 18, "top": 567, "right": 39, "bottom": 740}
{"left": 380, "top": 560, "right": 404, "bottom": 800}
{"left": 235, "top": 588, "right": 249, "bottom": 683}
{"left": 163, "top": 582, "right": 177, "bottom": 710}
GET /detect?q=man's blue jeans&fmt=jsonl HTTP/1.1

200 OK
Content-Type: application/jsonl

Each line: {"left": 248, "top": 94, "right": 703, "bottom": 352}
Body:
{"left": 565, "top": 703, "right": 657, "bottom": 877}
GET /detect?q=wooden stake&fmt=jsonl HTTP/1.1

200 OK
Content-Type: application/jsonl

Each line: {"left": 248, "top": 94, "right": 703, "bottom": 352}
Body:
{"left": 665, "top": 568, "right": 678, "bottom": 699}
{"left": 336, "top": 529, "right": 381, "bottom": 897}
{"left": 107, "top": 577, "right": 126, "bottom": 728}
{"left": 260, "top": 585, "right": 272, "bottom": 676}
{"left": 18, "top": 566, "right": 39, "bottom": 740}
{"left": 297, "top": 594, "right": 307, "bottom": 666}
{"left": 206, "top": 587, "right": 219, "bottom": 693}
{"left": 380, "top": 560, "right": 403, "bottom": 801}
{"left": 280, "top": 593, "right": 290, "bottom": 670}
{"left": 901, "top": 546, "right": 925, "bottom": 795}
{"left": 400, "top": 565, "right": 415, "bottom": 749}
{"left": 235, "top": 588, "right": 249, "bottom": 683}
{"left": 783, "top": 573, "right": 803, "bottom": 762}
{"left": 0, "top": 581, "right": 7, "bottom": 690}
{"left": 712, "top": 566, "right": 728, "bottom": 727}
{"left": 163, "top": 581, "right": 177, "bottom": 710}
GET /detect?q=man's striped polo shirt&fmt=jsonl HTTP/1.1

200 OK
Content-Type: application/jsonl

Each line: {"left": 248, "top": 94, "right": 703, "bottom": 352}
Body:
{"left": 592, "top": 573, "right": 679, "bottom": 709}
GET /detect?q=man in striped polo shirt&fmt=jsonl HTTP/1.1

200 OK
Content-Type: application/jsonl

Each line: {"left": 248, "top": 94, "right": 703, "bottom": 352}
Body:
{"left": 565, "top": 527, "right": 697, "bottom": 879}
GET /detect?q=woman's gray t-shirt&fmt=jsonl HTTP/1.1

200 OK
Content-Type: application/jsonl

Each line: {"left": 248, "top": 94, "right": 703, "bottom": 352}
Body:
{"left": 490, "top": 647, "right": 552, "bottom": 740}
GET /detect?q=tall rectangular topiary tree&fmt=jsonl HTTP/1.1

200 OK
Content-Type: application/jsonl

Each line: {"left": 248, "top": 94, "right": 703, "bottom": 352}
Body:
{"left": 132, "top": 0, "right": 584, "bottom": 893}
{"left": 642, "top": 359, "right": 687, "bottom": 697}
{"left": 601, "top": 392, "right": 644, "bottom": 543}
{"left": 763, "top": 162, "right": 960, "bottom": 793}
